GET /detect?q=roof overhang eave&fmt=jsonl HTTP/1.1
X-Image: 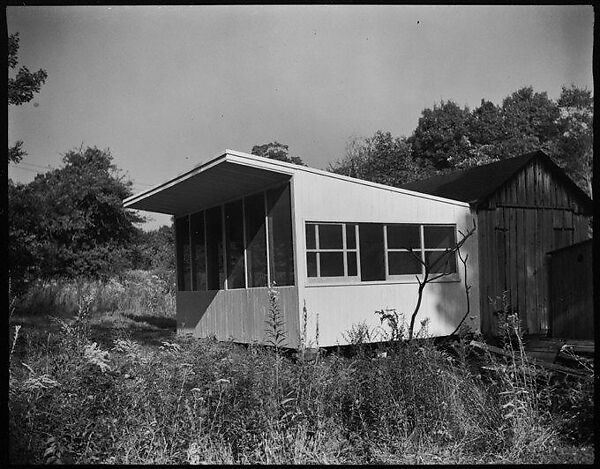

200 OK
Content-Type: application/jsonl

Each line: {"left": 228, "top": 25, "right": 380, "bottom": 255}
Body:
{"left": 123, "top": 152, "right": 294, "bottom": 216}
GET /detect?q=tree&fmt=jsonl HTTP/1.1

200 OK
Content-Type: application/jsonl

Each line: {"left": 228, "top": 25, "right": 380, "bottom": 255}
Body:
{"left": 401, "top": 85, "right": 592, "bottom": 189}
{"left": 554, "top": 85, "right": 593, "bottom": 195}
{"left": 329, "top": 131, "right": 433, "bottom": 186}
{"left": 8, "top": 146, "right": 144, "bottom": 282}
{"left": 130, "top": 225, "right": 176, "bottom": 272}
{"left": 408, "top": 100, "right": 474, "bottom": 170}
{"left": 8, "top": 33, "right": 48, "bottom": 164}
{"left": 251, "top": 142, "right": 306, "bottom": 166}
{"left": 501, "top": 86, "right": 560, "bottom": 145}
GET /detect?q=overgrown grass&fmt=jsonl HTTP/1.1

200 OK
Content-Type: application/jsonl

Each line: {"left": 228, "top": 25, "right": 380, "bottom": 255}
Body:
{"left": 8, "top": 283, "right": 594, "bottom": 464}
{"left": 13, "top": 269, "right": 176, "bottom": 318}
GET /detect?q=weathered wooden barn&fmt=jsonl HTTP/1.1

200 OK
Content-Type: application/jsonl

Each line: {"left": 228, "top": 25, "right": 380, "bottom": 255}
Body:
{"left": 124, "top": 149, "right": 480, "bottom": 347}
{"left": 402, "top": 150, "right": 593, "bottom": 338}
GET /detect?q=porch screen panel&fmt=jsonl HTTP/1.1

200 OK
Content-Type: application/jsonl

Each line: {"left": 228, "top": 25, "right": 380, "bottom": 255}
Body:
{"left": 267, "top": 183, "right": 295, "bottom": 286}
{"left": 244, "top": 192, "right": 268, "bottom": 287}
{"left": 225, "top": 200, "right": 246, "bottom": 289}
{"left": 190, "top": 212, "right": 207, "bottom": 291}
{"left": 359, "top": 223, "right": 385, "bottom": 281}
{"left": 206, "top": 206, "right": 225, "bottom": 290}
{"left": 175, "top": 216, "right": 191, "bottom": 291}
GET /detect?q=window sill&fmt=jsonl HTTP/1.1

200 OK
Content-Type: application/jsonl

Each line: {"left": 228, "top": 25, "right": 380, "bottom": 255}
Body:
{"left": 305, "top": 274, "right": 460, "bottom": 288}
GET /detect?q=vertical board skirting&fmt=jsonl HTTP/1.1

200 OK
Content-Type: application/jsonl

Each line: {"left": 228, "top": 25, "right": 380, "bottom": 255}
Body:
{"left": 176, "top": 286, "right": 300, "bottom": 348}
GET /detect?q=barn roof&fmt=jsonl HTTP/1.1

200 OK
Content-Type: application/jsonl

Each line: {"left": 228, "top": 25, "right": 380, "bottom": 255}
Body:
{"left": 124, "top": 149, "right": 468, "bottom": 216}
{"left": 401, "top": 150, "right": 593, "bottom": 212}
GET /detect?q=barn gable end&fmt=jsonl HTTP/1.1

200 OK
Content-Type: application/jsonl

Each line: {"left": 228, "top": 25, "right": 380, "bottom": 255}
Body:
{"left": 476, "top": 157, "right": 591, "bottom": 336}
{"left": 402, "top": 150, "right": 593, "bottom": 338}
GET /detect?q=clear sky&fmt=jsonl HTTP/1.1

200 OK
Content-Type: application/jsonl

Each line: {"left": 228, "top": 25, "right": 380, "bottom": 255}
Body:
{"left": 8, "top": 5, "right": 593, "bottom": 229}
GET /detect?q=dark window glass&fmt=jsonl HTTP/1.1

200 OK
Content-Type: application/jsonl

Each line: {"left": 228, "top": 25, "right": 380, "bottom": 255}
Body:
{"left": 425, "top": 251, "right": 457, "bottom": 274}
{"left": 306, "top": 224, "right": 316, "bottom": 249}
{"left": 347, "top": 251, "right": 357, "bottom": 276}
{"left": 389, "top": 251, "right": 422, "bottom": 275}
{"left": 346, "top": 224, "right": 356, "bottom": 249}
{"left": 424, "top": 226, "right": 456, "bottom": 249}
{"left": 267, "top": 183, "right": 295, "bottom": 286}
{"left": 225, "top": 200, "right": 246, "bottom": 289}
{"left": 206, "top": 206, "right": 225, "bottom": 290}
{"left": 175, "top": 216, "right": 191, "bottom": 291}
{"left": 320, "top": 252, "right": 344, "bottom": 277}
{"left": 244, "top": 192, "right": 268, "bottom": 287}
{"left": 359, "top": 224, "right": 385, "bottom": 281}
{"left": 387, "top": 224, "right": 420, "bottom": 249}
{"left": 307, "top": 252, "right": 317, "bottom": 277}
{"left": 319, "top": 224, "right": 343, "bottom": 249}
{"left": 190, "top": 212, "right": 206, "bottom": 291}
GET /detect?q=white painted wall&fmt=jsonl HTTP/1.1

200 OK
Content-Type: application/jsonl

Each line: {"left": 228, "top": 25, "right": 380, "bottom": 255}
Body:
{"left": 291, "top": 170, "right": 480, "bottom": 347}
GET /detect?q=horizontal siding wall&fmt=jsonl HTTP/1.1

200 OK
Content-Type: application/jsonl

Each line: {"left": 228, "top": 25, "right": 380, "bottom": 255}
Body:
{"left": 177, "top": 286, "right": 299, "bottom": 348}
{"left": 292, "top": 171, "right": 480, "bottom": 347}
{"left": 302, "top": 281, "right": 474, "bottom": 347}
{"left": 479, "top": 160, "right": 592, "bottom": 337}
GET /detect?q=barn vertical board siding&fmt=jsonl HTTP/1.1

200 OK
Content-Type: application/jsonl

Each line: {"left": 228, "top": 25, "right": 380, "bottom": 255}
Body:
{"left": 476, "top": 211, "right": 487, "bottom": 335}
{"left": 477, "top": 210, "right": 494, "bottom": 333}
{"left": 478, "top": 210, "right": 493, "bottom": 335}
{"left": 549, "top": 241, "right": 593, "bottom": 339}
{"left": 508, "top": 207, "right": 518, "bottom": 316}
{"left": 477, "top": 159, "right": 592, "bottom": 338}
{"left": 492, "top": 208, "right": 502, "bottom": 331}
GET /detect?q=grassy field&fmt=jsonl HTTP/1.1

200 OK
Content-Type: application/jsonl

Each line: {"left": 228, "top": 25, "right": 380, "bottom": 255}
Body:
{"left": 8, "top": 274, "right": 594, "bottom": 464}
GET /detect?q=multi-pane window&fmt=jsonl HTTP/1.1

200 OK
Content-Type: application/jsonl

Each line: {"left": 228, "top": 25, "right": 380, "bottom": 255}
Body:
{"left": 386, "top": 224, "right": 422, "bottom": 275}
{"left": 305, "top": 223, "right": 359, "bottom": 278}
{"left": 174, "top": 182, "right": 294, "bottom": 291}
{"left": 385, "top": 224, "right": 457, "bottom": 277}
{"left": 423, "top": 225, "right": 457, "bottom": 274}
{"left": 305, "top": 222, "right": 458, "bottom": 284}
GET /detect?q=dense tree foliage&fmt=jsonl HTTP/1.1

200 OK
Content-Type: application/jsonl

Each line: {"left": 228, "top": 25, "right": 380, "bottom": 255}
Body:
{"left": 408, "top": 100, "right": 473, "bottom": 170}
{"left": 328, "top": 131, "right": 431, "bottom": 186}
{"left": 251, "top": 142, "right": 306, "bottom": 166}
{"left": 130, "top": 224, "right": 176, "bottom": 272}
{"left": 330, "top": 85, "right": 592, "bottom": 195}
{"left": 8, "top": 33, "right": 48, "bottom": 164}
{"left": 553, "top": 85, "right": 593, "bottom": 195}
{"left": 9, "top": 147, "right": 144, "bottom": 283}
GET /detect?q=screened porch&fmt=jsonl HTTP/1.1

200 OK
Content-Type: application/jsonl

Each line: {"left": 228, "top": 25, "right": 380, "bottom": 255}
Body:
{"left": 175, "top": 182, "right": 295, "bottom": 292}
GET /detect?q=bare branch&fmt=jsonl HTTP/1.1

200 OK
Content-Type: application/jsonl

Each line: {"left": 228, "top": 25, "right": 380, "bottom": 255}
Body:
{"left": 407, "top": 217, "right": 477, "bottom": 341}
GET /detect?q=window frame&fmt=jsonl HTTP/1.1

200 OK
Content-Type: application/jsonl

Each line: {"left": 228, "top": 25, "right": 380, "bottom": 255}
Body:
{"left": 304, "top": 221, "right": 461, "bottom": 287}
{"left": 422, "top": 224, "right": 459, "bottom": 275}
{"left": 385, "top": 224, "right": 459, "bottom": 280}
{"left": 305, "top": 222, "right": 361, "bottom": 284}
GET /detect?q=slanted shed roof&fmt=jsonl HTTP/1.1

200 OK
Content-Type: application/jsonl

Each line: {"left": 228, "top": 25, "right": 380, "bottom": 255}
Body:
{"left": 401, "top": 150, "right": 593, "bottom": 212}
{"left": 124, "top": 149, "right": 469, "bottom": 216}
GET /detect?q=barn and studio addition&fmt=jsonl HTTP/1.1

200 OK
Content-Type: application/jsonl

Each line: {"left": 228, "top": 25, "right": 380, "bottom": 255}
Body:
{"left": 124, "top": 149, "right": 593, "bottom": 347}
